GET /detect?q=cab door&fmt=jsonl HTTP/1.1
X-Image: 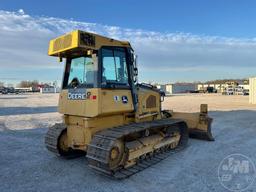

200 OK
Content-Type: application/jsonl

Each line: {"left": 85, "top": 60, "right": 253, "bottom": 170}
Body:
{"left": 99, "top": 47, "right": 134, "bottom": 115}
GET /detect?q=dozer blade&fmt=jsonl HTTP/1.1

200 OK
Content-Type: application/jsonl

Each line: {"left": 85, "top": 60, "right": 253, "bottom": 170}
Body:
{"left": 168, "top": 104, "right": 214, "bottom": 141}
{"left": 188, "top": 116, "right": 214, "bottom": 141}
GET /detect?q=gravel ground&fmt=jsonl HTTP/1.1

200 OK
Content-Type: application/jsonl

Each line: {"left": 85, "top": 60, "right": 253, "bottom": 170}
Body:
{"left": 0, "top": 93, "right": 256, "bottom": 192}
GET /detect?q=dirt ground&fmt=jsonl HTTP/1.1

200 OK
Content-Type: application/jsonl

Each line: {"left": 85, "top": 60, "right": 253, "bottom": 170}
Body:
{"left": 0, "top": 93, "right": 256, "bottom": 192}
{"left": 163, "top": 93, "right": 256, "bottom": 112}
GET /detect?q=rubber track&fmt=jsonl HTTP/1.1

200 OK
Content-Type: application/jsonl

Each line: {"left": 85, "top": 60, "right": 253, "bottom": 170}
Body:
{"left": 45, "top": 123, "right": 85, "bottom": 158}
{"left": 45, "top": 123, "right": 66, "bottom": 155}
{"left": 86, "top": 118, "right": 188, "bottom": 179}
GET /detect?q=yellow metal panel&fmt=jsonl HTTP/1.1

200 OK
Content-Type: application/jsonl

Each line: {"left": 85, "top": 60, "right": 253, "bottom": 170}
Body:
{"left": 48, "top": 30, "right": 79, "bottom": 56}
{"left": 137, "top": 88, "right": 160, "bottom": 115}
{"left": 58, "top": 88, "right": 134, "bottom": 117}
{"left": 100, "top": 89, "right": 134, "bottom": 115}
{"left": 65, "top": 114, "right": 127, "bottom": 150}
{"left": 58, "top": 89, "right": 99, "bottom": 117}
{"left": 48, "top": 30, "right": 131, "bottom": 57}
{"left": 67, "top": 124, "right": 85, "bottom": 148}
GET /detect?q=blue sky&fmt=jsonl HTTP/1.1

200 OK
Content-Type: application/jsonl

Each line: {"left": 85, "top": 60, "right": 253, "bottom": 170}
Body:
{"left": 0, "top": 0, "right": 256, "bottom": 86}
{"left": 1, "top": 0, "right": 256, "bottom": 37}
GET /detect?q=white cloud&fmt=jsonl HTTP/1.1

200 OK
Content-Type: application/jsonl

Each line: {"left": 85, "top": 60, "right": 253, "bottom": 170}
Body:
{"left": 18, "top": 9, "right": 25, "bottom": 15}
{"left": 0, "top": 10, "right": 256, "bottom": 83}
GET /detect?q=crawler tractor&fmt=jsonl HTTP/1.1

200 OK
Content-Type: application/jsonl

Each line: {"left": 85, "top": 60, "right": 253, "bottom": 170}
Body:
{"left": 45, "top": 30, "right": 214, "bottom": 179}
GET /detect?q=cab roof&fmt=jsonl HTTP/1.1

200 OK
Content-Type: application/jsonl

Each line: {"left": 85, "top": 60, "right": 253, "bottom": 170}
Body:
{"left": 48, "top": 30, "right": 132, "bottom": 57}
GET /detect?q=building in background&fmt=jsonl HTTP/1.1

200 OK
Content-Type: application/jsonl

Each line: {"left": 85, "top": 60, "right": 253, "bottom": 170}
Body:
{"left": 154, "top": 79, "right": 250, "bottom": 96}
{"left": 157, "top": 83, "right": 196, "bottom": 95}
{"left": 40, "top": 86, "right": 60, "bottom": 93}
{"left": 197, "top": 80, "right": 249, "bottom": 95}
{"left": 15, "top": 87, "right": 33, "bottom": 92}
{"left": 197, "top": 83, "right": 224, "bottom": 93}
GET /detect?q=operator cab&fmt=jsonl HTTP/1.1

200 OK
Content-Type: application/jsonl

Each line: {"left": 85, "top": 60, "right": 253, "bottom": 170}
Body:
{"left": 48, "top": 30, "right": 160, "bottom": 118}
{"left": 62, "top": 47, "right": 131, "bottom": 90}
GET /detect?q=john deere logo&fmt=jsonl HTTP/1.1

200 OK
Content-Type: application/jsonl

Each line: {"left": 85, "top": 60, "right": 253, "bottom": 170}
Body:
{"left": 122, "top": 96, "right": 128, "bottom": 104}
{"left": 68, "top": 89, "right": 86, "bottom": 100}
{"left": 218, "top": 154, "right": 256, "bottom": 191}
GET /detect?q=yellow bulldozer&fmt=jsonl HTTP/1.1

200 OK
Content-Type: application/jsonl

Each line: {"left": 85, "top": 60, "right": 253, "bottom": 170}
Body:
{"left": 45, "top": 30, "right": 214, "bottom": 179}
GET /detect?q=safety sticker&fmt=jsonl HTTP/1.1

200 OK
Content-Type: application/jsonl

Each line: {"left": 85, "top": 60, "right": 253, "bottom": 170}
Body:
{"left": 114, "top": 96, "right": 120, "bottom": 102}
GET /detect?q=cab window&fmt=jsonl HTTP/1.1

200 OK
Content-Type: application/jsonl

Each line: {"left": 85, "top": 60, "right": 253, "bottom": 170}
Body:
{"left": 63, "top": 56, "right": 96, "bottom": 88}
{"left": 101, "top": 48, "right": 129, "bottom": 86}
